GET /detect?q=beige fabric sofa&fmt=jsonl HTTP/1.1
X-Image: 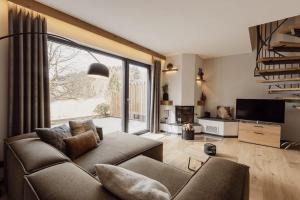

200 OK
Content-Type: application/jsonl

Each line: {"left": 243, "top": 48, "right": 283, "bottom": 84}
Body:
{"left": 5, "top": 132, "right": 249, "bottom": 200}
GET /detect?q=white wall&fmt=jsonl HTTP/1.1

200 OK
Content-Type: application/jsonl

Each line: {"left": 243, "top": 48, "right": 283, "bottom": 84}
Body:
{"left": 181, "top": 54, "right": 196, "bottom": 105}
{"left": 203, "top": 52, "right": 300, "bottom": 141}
{"left": 165, "top": 55, "right": 183, "bottom": 105}
{"left": 164, "top": 54, "right": 203, "bottom": 106}
{"left": 0, "top": 0, "right": 9, "bottom": 162}
{"left": 195, "top": 56, "right": 204, "bottom": 105}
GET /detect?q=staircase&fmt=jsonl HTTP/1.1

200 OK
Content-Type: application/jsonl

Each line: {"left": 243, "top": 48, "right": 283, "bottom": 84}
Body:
{"left": 255, "top": 19, "right": 300, "bottom": 109}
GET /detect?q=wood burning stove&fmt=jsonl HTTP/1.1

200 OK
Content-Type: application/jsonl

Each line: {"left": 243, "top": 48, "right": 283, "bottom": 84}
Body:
{"left": 175, "top": 106, "right": 194, "bottom": 124}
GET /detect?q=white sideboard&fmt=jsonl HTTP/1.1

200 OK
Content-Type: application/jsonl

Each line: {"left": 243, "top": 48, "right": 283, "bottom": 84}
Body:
{"left": 197, "top": 118, "right": 239, "bottom": 137}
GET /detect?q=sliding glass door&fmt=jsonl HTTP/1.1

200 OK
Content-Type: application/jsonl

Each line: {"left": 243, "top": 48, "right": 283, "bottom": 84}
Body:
{"left": 48, "top": 40, "right": 124, "bottom": 134}
{"left": 127, "top": 62, "right": 150, "bottom": 134}
{"left": 48, "top": 37, "right": 150, "bottom": 135}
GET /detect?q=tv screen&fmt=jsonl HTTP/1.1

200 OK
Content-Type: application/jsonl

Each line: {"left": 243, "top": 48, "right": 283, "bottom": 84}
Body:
{"left": 236, "top": 99, "right": 285, "bottom": 123}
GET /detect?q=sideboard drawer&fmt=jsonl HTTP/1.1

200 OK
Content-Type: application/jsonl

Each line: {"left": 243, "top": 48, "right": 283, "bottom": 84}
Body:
{"left": 238, "top": 122, "right": 281, "bottom": 148}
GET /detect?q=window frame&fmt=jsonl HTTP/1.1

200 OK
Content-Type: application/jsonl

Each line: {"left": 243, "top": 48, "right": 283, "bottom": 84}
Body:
{"left": 48, "top": 36, "right": 151, "bottom": 135}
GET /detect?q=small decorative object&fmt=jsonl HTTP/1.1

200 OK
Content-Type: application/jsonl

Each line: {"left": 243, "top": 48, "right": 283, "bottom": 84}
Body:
{"left": 162, "top": 63, "right": 178, "bottom": 72}
{"left": 182, "top": 123, "right": 195, "bottom": 140}
{"left": 198, "top": 92, "right": 206, "bottom": 105}
{"left": 216, "top": 106, "right": 233, "bottom": 120}
{"left": 204, "top": 112, "right": 211, "bottom": 118}
{"left": 164, "top": 110, "right": 170, "bottom": 122}
{"left": 204, "top": 143, "right": 216, "bottom": 156}
{"left": 196, "top": 68, "right": 205, "bottom": 82}
{"left": 167, "top": 63, "right": 173, "bottom": 70}
{"left": 162, "top": 84, "right": 169, "bottom": 100}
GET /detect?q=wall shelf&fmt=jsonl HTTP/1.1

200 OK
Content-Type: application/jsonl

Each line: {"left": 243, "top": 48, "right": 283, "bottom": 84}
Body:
{"left": 160, "top": 100, "right": 173, "bottom": 105}
{"left": 162, "top": 68, "right": 178, "bottom": 73}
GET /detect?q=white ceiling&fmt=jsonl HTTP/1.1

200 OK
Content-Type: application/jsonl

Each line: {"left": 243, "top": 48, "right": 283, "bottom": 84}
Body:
{"left": 37, "top": 0, "right": 300, "bottom": 58}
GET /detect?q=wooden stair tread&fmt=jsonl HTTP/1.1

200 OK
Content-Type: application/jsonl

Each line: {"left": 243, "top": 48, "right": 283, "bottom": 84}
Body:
{"left": 257, "top": 56, "right": 300, "bottom": 62}
{"left": 257, "top": 77, "right": 300, "bottom": 83}
{"left": 255, "top": 67, "right": 300, "bottom": 76}
{"left": 293, "top": 105, "right": 300, "bottom": 109}
{"left": 279, "top": 24, "right": 300, "bottom": 34}
{"left": 277, "top": 96, "right": 300, "bottom": 100}
{"left": 267, "top": 41, "right": 300, "bottom": 52}
{"left": 269, "top": 88, "right": 300, "bottom": 92}
{"left": 257, "top": 56, "right": 300, "bottom": 65}
{"left": 270, "top": 41, "right": 300, "bottom": 48}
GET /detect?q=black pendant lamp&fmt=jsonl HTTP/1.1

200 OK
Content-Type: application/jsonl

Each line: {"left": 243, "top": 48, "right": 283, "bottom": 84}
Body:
{"left": 87, "top": 63, "right": 109, "bottom": 77}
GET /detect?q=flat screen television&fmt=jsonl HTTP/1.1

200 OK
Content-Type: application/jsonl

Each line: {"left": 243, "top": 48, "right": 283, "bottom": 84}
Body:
{"left": 236, "top": 99, "right": 285, "bottom": 123}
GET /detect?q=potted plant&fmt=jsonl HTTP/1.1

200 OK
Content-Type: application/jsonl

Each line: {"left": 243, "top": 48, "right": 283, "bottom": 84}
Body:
{"left": 182, "top": 123, "right": 195, "bottom": 140}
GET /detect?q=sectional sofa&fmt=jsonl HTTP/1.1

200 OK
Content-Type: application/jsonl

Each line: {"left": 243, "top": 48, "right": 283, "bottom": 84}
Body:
{"left": 5, "top": 130, "right": 249, "bottom": 200}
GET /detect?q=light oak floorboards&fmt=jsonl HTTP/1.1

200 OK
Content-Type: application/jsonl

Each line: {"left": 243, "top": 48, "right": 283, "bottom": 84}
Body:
{"left": 146, "top": 133, "right": 300, "bottom": 200}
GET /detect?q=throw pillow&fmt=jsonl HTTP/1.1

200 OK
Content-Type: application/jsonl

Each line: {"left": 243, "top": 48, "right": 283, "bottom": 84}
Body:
{"left": 95, "top": 164, "right": 171, "bottom": 200}
{"left": 216, "top": 106, "right": 233, "bottom": 120}
{"left": 63, "top": 130, "right": 98, "bottom": 159}
{"left": 69, "top": 120, "right": 100, "bottom": 142}
{"left": 36, "top": 124, "right": 71, "bottom": 154}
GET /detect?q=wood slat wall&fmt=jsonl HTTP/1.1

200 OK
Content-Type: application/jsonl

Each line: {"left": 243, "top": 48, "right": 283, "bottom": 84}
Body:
{"left": 8, "top": 0, "right": 166, "bottom": 60}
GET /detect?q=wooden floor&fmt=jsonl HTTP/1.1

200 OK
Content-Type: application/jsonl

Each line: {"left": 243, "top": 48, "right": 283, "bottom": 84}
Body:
{"left": 144, "top": 133, "right": 300, "bottom": 200}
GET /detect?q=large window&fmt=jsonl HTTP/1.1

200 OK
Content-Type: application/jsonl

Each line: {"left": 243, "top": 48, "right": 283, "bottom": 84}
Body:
{"left": 48, "top": 38, "right": 150, "bottom": 134}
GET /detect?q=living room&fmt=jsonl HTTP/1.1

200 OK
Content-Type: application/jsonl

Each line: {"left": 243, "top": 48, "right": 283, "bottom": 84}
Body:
{"left": 0, "top": 0, "right": 300, "bottom": 200}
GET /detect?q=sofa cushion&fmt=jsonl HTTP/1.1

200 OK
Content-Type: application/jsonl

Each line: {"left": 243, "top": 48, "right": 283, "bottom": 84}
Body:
{"left": 64, "top": 130, "right": 98, "bottom": 159}
{"left": 8, "top": 138, "right": 70, "bottom": 173}
{"left": 74, "top": 132, "right": 163, "bottom": 175}
{"left": 119, "top": 156, "right": 191, "bottom": 197}
{"left": 173, "top": 157, "right": 250, "bottom": 200}
{"left": 95, "top": 164, "right": 171, "bottom": 200}
{"left": 69, "top": 119, "right": 100, "bottom": 142}
{"left": 36, "top": 124, "right": 71, "bottom": 154}
{"left": 24, "top": 162, "right": 118, "bottom": 200}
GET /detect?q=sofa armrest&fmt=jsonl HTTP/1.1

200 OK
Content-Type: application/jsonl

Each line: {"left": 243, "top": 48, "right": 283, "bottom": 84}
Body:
{"left": 96, "top": 126, "right": 103, "bottom": 140}
{"left": 173, "top": 157, "right": 250, "bottom": 200}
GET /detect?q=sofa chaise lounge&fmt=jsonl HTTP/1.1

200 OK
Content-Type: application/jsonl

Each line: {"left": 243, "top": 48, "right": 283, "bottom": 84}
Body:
{"left": 5, "top": 131, "right": 249, "bottom": 200}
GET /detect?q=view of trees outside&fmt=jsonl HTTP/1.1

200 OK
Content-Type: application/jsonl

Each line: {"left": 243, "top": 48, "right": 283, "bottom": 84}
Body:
{"left": 48, "top": 41, "right": 148, "bottom": 133}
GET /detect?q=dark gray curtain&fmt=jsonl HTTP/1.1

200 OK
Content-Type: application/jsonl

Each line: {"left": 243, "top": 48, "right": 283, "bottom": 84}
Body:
{"left": 150, "top": 60, "right": 161, "bottom": 133}
{"left": 8, "top": 6, "right": 50, "bottom": 137}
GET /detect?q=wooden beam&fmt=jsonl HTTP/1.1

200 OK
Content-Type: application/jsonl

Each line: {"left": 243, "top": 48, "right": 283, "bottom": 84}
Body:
{"left": 8, "top": 0, "right": 166, "bottom": 60}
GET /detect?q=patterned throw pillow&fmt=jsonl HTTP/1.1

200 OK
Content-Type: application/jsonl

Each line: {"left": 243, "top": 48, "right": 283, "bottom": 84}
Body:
{"left": 95, "top": 164, "right": 171, "bottom": 200}
{"left": 69, "top": 120, "right": 100, "bottom": 142}
{"left": 63, "top": 130, "right": 98, "bottom": 159}
{"left": 36, "top": 124, "right": 72, "bottom": 154}
{"left": 216, "top": 106, "right": 233, "bottom": 120}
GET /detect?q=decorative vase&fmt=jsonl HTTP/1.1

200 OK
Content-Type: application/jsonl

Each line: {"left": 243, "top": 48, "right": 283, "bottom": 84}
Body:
{"left": 182, "top": 130, "right": 195, "bottom": 140}
{"left": 163, "top": 92, "right": 169, "bottom": 101}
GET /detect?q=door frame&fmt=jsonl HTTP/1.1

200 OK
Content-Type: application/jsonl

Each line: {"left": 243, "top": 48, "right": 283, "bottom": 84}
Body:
{"left": 124, "top": 59, "right": 151, "bottom": 135}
